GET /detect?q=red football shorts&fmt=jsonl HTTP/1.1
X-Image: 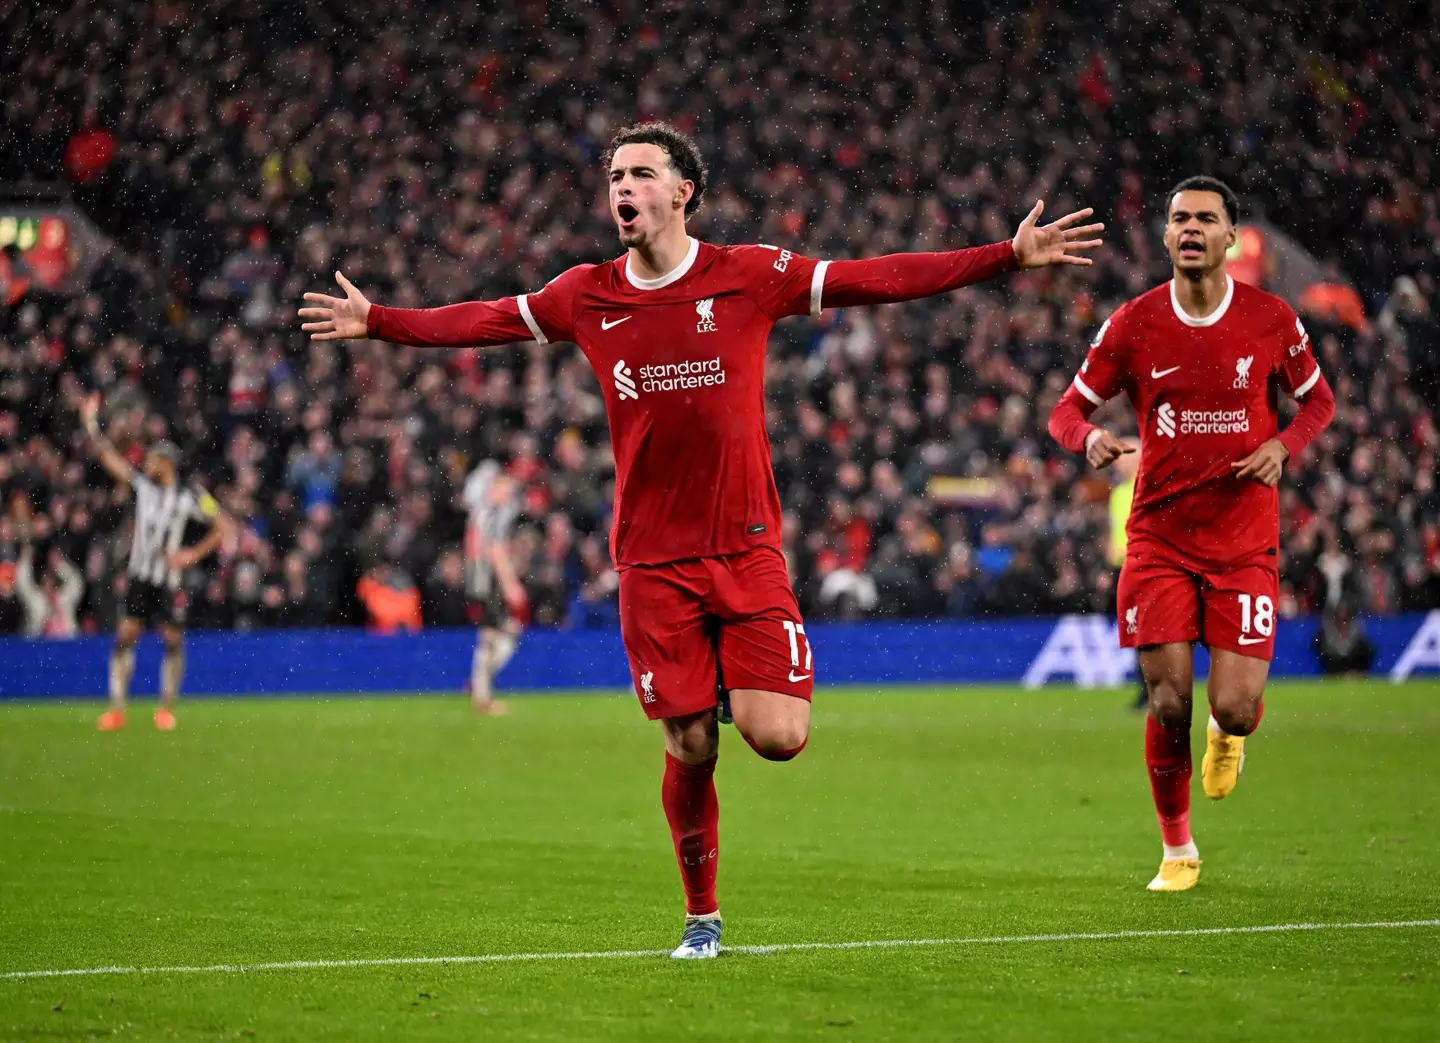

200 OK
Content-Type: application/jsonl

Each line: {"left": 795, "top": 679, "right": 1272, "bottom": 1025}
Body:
{"left": 617, "top": 546, "right": 814, "bottom": 720}
{"left": 1117, "top": 544, "right": 1279, "bottom": 661}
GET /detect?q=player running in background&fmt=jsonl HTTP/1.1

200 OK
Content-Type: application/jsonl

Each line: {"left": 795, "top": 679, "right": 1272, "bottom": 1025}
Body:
{"left": 301, "top": 121, "right": 1103, "bottom": 956}
{"left": 462, "top": 459, "right": 526, "bottom": 715}
{"left": 1048, "top": 177, "right": 1335, "bottom": 891}
{"left": 81, "top": 394, "right": 232, "bottom": 731}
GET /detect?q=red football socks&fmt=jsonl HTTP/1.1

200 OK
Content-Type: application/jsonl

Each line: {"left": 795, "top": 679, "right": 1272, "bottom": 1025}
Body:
{"left": 1145, "top": 714, "right": 1193, "bottom": 847}
{"left": 662, "top": 753, "right": 720, "bottom": 916}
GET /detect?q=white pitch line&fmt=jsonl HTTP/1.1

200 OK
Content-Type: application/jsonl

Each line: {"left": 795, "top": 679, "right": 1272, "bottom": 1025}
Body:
{"left": 2, "top": 919, "right": 1436, "bottom": 982}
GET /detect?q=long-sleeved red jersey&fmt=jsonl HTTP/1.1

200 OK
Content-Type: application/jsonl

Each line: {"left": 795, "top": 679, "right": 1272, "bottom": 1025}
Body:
{"left": 370, "top": 238, "right": 1017, "bottom": 567}
{"left": 1048, "top": 276, "right": 1335, "bottom": 568}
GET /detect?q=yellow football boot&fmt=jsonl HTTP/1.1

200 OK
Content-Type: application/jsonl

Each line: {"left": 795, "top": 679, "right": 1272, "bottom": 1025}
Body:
{"left": 1146, "top": 858, "right": 1201, "bottom": 892}
{"left": 1202, "top": 721, "right": 1246, "bottom": 800}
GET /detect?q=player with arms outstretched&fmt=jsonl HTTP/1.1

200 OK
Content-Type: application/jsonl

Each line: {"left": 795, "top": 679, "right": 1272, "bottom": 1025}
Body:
{"left": 301, "top": 122, "right": 1103, "bottom": 954}
{"left": 81, "top": 394, "right": 233, "bottom": 731}
{"left": 1048, "top": 177, "right": 1334, "bottom": 891}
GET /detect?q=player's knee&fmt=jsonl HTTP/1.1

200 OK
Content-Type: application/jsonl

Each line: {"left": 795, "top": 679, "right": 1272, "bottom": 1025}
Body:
{"left": 1145, "top": 682, "right": 1191, "bottom": 729}
{"left": 1211, "top": 699, "right": 1260, "bottom": 736}
{"left": 664, "top": 711, "right": 719, "bottom": 763}
{"left": 742, "top": 721, "right": 809, "bottom": 762}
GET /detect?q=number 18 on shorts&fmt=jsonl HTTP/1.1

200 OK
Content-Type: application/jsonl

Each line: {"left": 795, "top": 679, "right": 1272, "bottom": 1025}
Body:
{"left": 1117, "top": 551, "right": 1279, "bottom": 660}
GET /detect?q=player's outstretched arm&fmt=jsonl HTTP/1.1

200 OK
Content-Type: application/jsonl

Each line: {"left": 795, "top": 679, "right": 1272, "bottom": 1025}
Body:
{"left": 810, "top": 202, "right": 1102, "bottom": 313}
{"left": 79, "top": 394, "right": 134, "bottom": 485}
{"left": 1010, "top": 201, "right": 1105, "bottom": 269}
{"left": 299, "top": 272, "right": 370, "bottom": 340}
{"left": 300, "top": 271, "right": 565, "bottom": 348}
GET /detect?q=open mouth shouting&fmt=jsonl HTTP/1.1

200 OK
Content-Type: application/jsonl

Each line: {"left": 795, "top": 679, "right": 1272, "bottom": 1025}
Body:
{"left": 616, "top": 201, "right": 640, "bottom": 230}
{"left": 1178, "top": 238, "right": 1206, "bottom": 259}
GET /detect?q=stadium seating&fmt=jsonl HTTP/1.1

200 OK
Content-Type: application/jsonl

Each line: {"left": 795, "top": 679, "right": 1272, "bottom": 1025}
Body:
{"left": 0, "top": 0, "right": 1435, "bottom": 633}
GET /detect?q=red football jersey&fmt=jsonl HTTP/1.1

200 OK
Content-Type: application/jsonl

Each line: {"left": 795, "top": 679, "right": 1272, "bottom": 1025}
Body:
{"left": 369, "top": 237, "right": 1016, "bottom": 568}
{"left": 523, "top": 240, "right": 819, "bottom": 566}
{"left": 1070, "top": 276, "right": 1326, "bottom": 567}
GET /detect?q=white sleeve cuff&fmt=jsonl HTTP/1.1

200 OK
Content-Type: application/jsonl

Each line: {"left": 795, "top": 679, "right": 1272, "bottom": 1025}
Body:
{"left": 809, "top": 260, "right": 830, "bottom": 319}
{"left": 1072, "top": 375, "right": 1105, "bottom": 406}
{"left": 517, "top": 294, "right": 548, "bottom": 345}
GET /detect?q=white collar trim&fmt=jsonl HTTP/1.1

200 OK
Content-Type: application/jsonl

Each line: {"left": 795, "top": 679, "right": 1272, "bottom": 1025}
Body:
{"left": 1170, "top": 275, "right": 1234, "bottom": 327}
{"left": 624, "top": 237, "right": 699, "bottom": 290}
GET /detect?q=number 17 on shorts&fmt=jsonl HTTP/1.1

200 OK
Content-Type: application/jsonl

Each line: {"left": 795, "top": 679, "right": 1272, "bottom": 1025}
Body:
{"left": 782, "top": 621, "right": 812, "bottom": 682}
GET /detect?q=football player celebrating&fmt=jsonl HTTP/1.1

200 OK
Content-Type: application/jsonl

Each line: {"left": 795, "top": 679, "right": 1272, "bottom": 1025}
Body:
{"left": 1048, "top": 177, "right": 1334, "bottom": 891}
{"left": 302, "top": 121, "right": 1103, "bottom": 955}
{"left": 82, "top": 394, "right": 233, "bottom": 731}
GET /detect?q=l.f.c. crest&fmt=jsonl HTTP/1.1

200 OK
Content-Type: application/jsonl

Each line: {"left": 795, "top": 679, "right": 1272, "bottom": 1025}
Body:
{"left": 695, "top": 298, "right": 717, "bottom": 333}
{"left": 1233, "top": 355, "right": 1253, "bottom": 389}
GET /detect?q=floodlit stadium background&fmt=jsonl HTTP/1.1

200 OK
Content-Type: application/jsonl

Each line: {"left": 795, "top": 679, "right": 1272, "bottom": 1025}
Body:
{"left": 0, "top": 0, "right": 1436, "bottom": 687}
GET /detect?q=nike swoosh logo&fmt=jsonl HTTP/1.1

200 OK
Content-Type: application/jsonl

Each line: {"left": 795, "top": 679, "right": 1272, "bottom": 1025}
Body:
{"left": 1151, "top": 366, "right": 1181, "bottom": 378}
{"left": 601, "top": 316, "right": 631, "bottom": 330}
{"left": 788, "top": 671, "right": 812, "bottom": 683}
{"left": 1237, "top": 635, "right": 1267, "bottom": 645}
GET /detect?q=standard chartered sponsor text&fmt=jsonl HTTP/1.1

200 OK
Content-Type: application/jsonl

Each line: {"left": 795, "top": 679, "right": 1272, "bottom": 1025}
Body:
{"left": 639, "top": 357, "right": 726, "bottom": 392}
{"left": 1180, "top": 408, "right": 1249, "bottom": 434}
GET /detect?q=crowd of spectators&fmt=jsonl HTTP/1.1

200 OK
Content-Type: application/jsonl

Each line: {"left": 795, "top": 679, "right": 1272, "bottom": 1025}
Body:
{"left": 1, "top": 0, "right": 1437, "bottom": 634}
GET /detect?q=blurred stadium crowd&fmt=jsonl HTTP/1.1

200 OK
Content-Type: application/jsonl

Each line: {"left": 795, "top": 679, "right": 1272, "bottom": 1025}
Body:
{"left": 1, "top": 0, "right": 1437, "bottom": 634}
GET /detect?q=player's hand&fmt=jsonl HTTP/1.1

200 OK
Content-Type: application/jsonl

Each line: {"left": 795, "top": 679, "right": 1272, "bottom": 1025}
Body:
{"left": 79, "top": 392, "right": 101, "bottom": 435}
{"left": 166, "top": 549, "right": 198, "bottom": 571}
{"left": 299, "top": 272, "right": 372, "bottom": 341}
{"left": 1011, "top": 201, "right": 1105, "bottom": 269}
{"left": 1084, "top": 428, "right": 1134, "bottom": 469}
{"left": 1231, "top": 439, "right": 1289, "bottom": 487}
{"left": 502, "top": 579, "right": 528, "bottom": 616}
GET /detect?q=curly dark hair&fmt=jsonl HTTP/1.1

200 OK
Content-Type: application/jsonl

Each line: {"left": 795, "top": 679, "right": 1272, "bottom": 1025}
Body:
{"left": 1167, "top": 175, "right": 1240, "bottom": 225}
{"left": 603, "top": 122, "right": 708, "bottom": 217}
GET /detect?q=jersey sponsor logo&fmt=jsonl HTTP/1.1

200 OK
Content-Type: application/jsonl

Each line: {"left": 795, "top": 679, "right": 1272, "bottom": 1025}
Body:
{"left": 1157, "top": 402, "right": 1177, "bottom": 438}
{"left": 641, "top": 357, "right": 726, "bottom": 393}
{"left": 1157, "top": 400, "right": 1251, "bottom": 436}
{"left": 695, "top": 297, "right": 717, "bottom": 333}
{"left": 772, "top": 249, "right": 793, "bottom": 272}
{"left": 614, "top": 357, "right": 730, "bottom": 399}
{"left": 1151, "top": 365, "right": 1181, "bottom": 379}
{"left": 1091, "top": 318, "right": 1111, "bottom": 347}
{"left": 613, "top": 361, "right": 639, "bottom": 400}
{"left": 1180, "top": 408, "right": 1249, "bottom": 434}
{"left": 640, "top": 670, "right": 656, "bottom": 703}
{"left": 1233, "top": 355, "right": 1253, "bottom": 389}
{"left": 1237, "top": 635, "right": 1267, "bottom": 646}
{"left": 600, "top": 315, "right": 631, "bottom": 330}
{"left": 788, "top": 670, "right": 812, "bottom": 683}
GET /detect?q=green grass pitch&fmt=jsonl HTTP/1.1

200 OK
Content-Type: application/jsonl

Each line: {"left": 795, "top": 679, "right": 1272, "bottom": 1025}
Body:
{"left": 1, "top": 681, "right": 1437, "bottom": 1041}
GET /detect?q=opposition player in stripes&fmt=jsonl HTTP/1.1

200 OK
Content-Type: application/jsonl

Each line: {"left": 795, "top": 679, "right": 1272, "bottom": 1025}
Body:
{"left": 81, "top": 394, "right": 233, "bottom": 732}
{"left": 301, "top": 121, "right": 1103, "bottom": 956}
{"left": 461, "top": 459, "right": 526, "bottom": 715}
{"left": 1048, "top": 177, "right": 1335, "bottom": 892}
